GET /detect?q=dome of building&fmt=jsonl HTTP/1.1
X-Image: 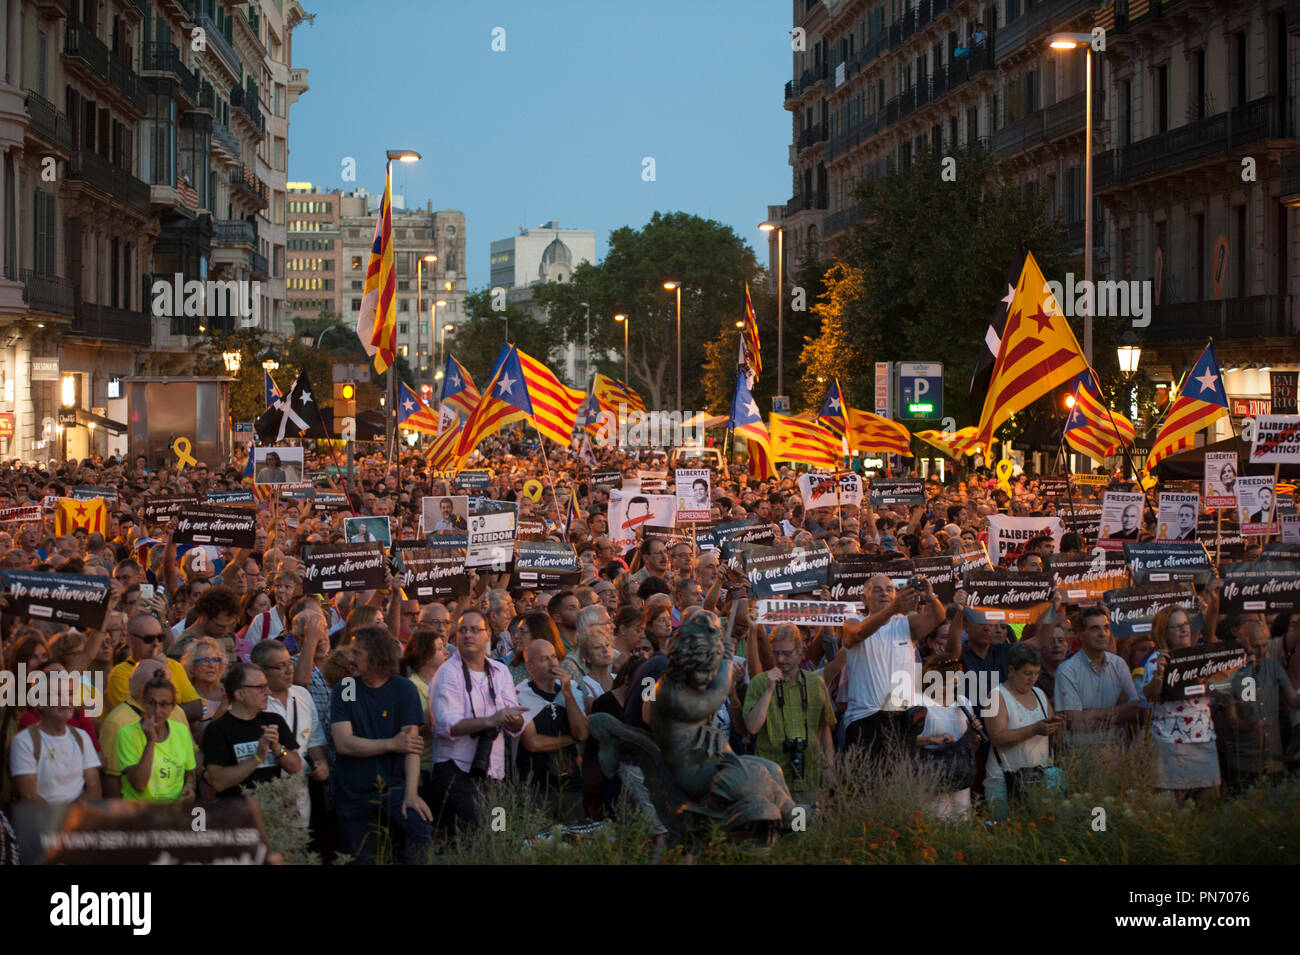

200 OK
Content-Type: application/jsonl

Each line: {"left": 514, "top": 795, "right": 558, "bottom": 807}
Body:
{"left": 540, "top": 236, "right": 572, "bottom": 268}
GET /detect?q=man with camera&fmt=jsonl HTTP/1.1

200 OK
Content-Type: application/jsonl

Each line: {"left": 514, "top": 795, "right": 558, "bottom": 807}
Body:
{"left": 430, "top": 609, "right": 526, "bottom": 830}
{"left": 743, "top": 625, "right": 835, "bottom": 804}
{"left": 841, "top": 573, "right": 953, "bottom": 763}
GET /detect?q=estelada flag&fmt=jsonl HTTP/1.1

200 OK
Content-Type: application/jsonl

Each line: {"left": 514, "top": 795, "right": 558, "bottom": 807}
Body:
{"left": 975, "top": 251, "right": 1089, "bottom": 449}
{"left": 55, "top": 497, "right": 107, "bottom": 535}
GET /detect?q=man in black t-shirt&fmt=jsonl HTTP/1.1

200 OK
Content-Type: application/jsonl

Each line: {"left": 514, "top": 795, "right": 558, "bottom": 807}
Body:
{"left": 515, "top": 639, "right": 588, "bottom": 825}
{"left": 202, "top": 661, "right": 300, "bottom": 798}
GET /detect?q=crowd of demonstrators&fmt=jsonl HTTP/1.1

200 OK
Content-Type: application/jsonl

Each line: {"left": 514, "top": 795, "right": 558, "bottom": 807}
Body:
{"left": 0, "top": 437, "right": 1298, "bottom": 863}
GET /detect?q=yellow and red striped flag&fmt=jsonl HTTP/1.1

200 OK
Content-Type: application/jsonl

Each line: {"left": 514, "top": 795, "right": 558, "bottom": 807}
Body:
{"left": 1064, "top": 383, "right": 1136, "bottom": 462}
{"left": 518, "top": 349, "right": 585, "bottom": 446}
{"left": 846, "top": 407, "right": 912, "bottom": 457}
{"left": 439, "top": 354, "right": 480, "bottom": 421}
{"left": 739, "top": 282, "right": 762, "bottom": 385}
{"left": 817, "top": 378, "right": 848, "bottom": 436}
{"left": 730, "top": 374, "right": 776, "bottom": 480}
{"left": 770, "top": 413, "right": 841, "bottom": 469}
{"left": 592, "top": 373, "right": 646, "bottom": 419}
{"left": 356, "top": 162, "right": 397, "bottom": 374}
{"left": 915, "top": 425, "right": 986, "bottom": 459}
{"left": 427, "top": 422, "right": 462, "bottom": 472}
{"left": 455, "top": 345, "right": 530, "bottom": 460}
{"left": 1145, "top": 342, "right": 1228, "bottom": 472}
{"left": 976, "top": 251, "right": 1089, "bottom": 450}
{"left": 55, "top": 497, "right": 107, "bottom": 536}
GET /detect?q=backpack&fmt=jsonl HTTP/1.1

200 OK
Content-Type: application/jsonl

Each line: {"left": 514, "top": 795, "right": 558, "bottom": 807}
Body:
{"left": 26, "top": 723, "right": 86, "bottom": 762}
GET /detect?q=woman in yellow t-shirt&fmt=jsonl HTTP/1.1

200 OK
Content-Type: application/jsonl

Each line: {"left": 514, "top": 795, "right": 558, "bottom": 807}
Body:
{"left": 116, "top": 678, "right": 197, "bottom": 803}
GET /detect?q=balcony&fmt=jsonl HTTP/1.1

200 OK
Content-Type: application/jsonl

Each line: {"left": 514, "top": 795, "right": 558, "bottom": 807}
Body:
{"left": 250, "top": 251, "right": 269, "bottom": 279}
{"left": 64, "top": 22, "right": 146, "bottom": 114}
{"left": 229, "top": 164, "right": 269, "bottom": 208}
{"left": 20, "top": 270, "right": 74, "bottom": 317}
{"left": 1282, "top": 151, "right": 1300, "bottom": 205}
{"left": 212, "top": 219, "right": 256, "bottom": 247}
{"left": 1044, "top": 91, "right": 1085, "bottom": 140}
{"left": 1289, "top": 0, "right": 1300, "bottom": 36}
{"left": 67, "top": 149, "right": 151, "bottom": 216}
{"left": 824, "top": 204, "right": 866, "bottom": 237}
{"left": 196, "top": 14, "right": 242, "bottom": 77}
{"left": 993, "top": 108, "right": 1047, "bottom": 155}
{"left": 71, "top": 300, "right": 152, "bottom": 346}
{"left": 996, "top": 0, "right": 1093, "bottom": 63}
{"left": 785, "top": 192, "right": 828, "bottom": 214}
{"left": 230, "top": 85, "right": 266, "bottom": 136}
{"left": 142, "top": 43, "right": 199, "bottom": 105}
{"left": 23, "top": 92, "right": 72, "bottom": 152}
{"left": 210, "top": 120, "right": 241, "bottom": 160}
{"left": 1145, "top": 295, "right": 1292, "bottom": 343}
{"left": 158, "top": 0, "right": 195, "bottom": 18}
{"left": 797, "top": 122, "right": 828, "bottom": 151}
{"left": 1095, "top": 95, "right": 1293, "bottom": 189}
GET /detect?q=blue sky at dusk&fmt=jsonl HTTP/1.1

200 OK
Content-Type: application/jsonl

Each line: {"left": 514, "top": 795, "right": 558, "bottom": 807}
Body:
{"left": 288, "top": 0, "right": 792, "bottom": 290}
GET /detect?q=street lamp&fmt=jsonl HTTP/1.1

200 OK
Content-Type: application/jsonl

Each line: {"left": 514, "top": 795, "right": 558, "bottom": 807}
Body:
{"left": 417, "top": 252, "right": 437, "bottom": 387}
{"left": 1117, "top": 330, "right": 1142, "bottom": 379}
{"left": 759, "top": 221, "right": 784, "bottom": 397}
{"left": 261, "top": 356, "right": 279, "bottom": 372}
{"left": 1048, "top": 33, "right": 1096, "bottom": 363}
{"left": 579, "top": 301, "right": 591, "bottom": 389}
{"left": 436, "top": 310, "right": 450, "bottom": 381}
{"left": 663, "top": 281, "right": 682, "bottom": 410}
{"left": 385, "top": 149, "right": 421, "bottom": 163}
{"left": 613, "top": 313, "right": 628, "bottom": 383}
{"left": 221, "top": 349, "right": 242, "bottom": 374}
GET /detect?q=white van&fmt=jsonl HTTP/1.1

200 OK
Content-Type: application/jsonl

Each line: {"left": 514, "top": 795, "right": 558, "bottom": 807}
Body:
{"left": 670, "top": 446, "right": 724, "bottom": 470}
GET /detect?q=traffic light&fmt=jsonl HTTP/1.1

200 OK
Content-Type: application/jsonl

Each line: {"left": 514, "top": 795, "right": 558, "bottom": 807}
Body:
{"left": 333, "top": 381, "right": 356, "bottom": 419}
{"left": 420, "top": 384, "right": 432, "bottom": 402}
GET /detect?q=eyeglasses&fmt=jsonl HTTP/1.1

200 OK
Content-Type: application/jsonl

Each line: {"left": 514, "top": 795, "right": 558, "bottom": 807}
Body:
{"left": 195, "top": 656, "right": 223, "bottom": 665}
{"left": 239, "top": 683, "right": 270, "bottom": 691}
{"left": 131, "top": 632, "right": 164, "bottom": 643}
{"left": 457, "top": 626, "right": 488, "bottom": 634}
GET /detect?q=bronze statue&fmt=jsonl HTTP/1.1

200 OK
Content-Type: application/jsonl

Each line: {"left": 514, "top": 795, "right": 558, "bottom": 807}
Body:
{"left": 589, "top": 611, "right": 796, "bottom": 842}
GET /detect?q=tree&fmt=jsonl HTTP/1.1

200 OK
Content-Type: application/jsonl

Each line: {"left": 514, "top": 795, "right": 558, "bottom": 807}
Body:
{"left": 533, "top": 211, "right": 763, "bottom": 411}
{"left": 800, "top": 143, "right": 1116, "bottom": 436}
{"left": 450, "top": 288, "right": 563, "bottom": 387}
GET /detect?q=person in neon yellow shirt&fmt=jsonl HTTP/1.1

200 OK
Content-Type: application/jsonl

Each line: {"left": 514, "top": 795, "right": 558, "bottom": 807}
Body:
{"left": 117, "top": 677, "right": 197, "bottom": 803}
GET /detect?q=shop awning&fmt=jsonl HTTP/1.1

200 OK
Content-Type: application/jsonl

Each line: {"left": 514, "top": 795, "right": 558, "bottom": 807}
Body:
{"left": 76, "top": 408, "right": 127, "bottom": 435}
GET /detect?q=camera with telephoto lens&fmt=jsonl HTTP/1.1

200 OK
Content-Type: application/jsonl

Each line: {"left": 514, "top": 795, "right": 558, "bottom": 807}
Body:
{"left": 907, "top": 575, "right": 926, "bottom": 592}
{"left": 469, "top": 728, "right": 499, "bottom": 778}
{"left": 783, "top": 737, "right": 807, "bottom": 780}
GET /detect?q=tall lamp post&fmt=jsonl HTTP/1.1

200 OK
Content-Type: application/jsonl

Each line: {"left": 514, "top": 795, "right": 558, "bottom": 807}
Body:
{"left": 663, "top": 281, "right": 682, "bottom": 410}
{"left": 416, "top": 253, "right": 437, "bottom": 389}
{"left": 758, "top": 221, "right": 784, "bottom": 397}
{"left": 613, "top": 313, "right": 628, "bottom": 384}
{"left": 1048, "top": 34, "right": 1096, "bottom": 363}
{"left": 435, "top": 308, "right": 449, "bottom": 379}
{"left": 383, "top": 149, "right": 421, "bottom": 457}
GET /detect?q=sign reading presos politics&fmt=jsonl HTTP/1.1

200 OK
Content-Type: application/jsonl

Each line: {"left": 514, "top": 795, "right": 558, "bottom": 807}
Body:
{"left": 753, "top": 599, "right": 865, "bottom": 628}
{"left": 674, "top": 469, "right": 712, "bottom": 523}
{"left": 171, "top": 506, "right": 257, "bottom": 548}
{"left": 0, "top": 570, "right": 112, "bottom": 630}
{"left": 1248, "top": 414, "right": 1300, "bottom": 464}
{"left": 797, "top": 472, "right": 864, "bottom": 510}
{"left": 869, "top": 478, "right": 925, "bottom": 508}
{"left": 1236, "top": 475, "right": 1277, "bottom": 536}
{"left": 394, "top": 548, "right": 468, "bottom": 602}
{"left": 1218, "top": 560, "right": 1300, "bottom": 615}
{"left": 986, "top": 515, "right": 1063, "bottom": 568}
{"left": 1159, "top": 644, "right": 1249, "bottom": 702}
{"left": 961, "top": 569, "right": 1054, "bottom": 625}
{"left": 1156, "top": 493, "right": 1200, "bottom": 542}
{"left": 302, "top": 542, "right": 387, "bottom": 593}
{"left": 0, "top": 504, "right": 42, "bottom": 524}
{"left": 1102, "top": 582, "right": 1200, "bottom": 639}
{"left": 1203, "top": 451, "right": 1238, "bottom": 509}
{"left": 1098, "top": 491, "right": 1145, "bottom": 550}
{"left": 1123, "top": 541, "right": 1215, "bottom": 585}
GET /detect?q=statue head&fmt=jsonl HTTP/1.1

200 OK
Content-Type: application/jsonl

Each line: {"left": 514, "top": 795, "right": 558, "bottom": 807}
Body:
{"left": 666, "top": 610, "right": 725, "bottom": 692}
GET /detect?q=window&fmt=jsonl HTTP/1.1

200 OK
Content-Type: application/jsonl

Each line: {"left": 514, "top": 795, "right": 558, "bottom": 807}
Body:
{"left": 1190, "top": 50, "right": 1206, "bottom": 121}
{"left": 1232, "top": 32, "right": 1247, "bottom": 107}
{"left": 1155, "top": 64, "right": 1169, "bottom": 133}
{"left": 32, "top": 189, "right": 56, "bottom": 278}
{"left": 177, "top": 119, "right": 210, "bottom": 209}
{"left": 351, "top": 280, "right": 362, "bottom": 290}
{"left": 141, "top": 93, "right": 175, "bottom": 186}
{"left": 398, "top": 322, "right": 409, "bottom": 335}
{"left": 351, "top": 255, "right": 362, "bottom": 270}
{"left": 36, "top": 31, "right": 48, "bottom": 99}
{"left": 351, "top": 299, "right": 361, "bottom": 311}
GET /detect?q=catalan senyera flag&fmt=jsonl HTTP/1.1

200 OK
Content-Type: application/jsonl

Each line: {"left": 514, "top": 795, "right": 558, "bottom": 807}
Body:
{"left": 440, "top": 354, "right": 480, "bottom": 421}
{"left": 817, "top": 377, "right": 849, "bottom": 436}
{"left": 731, "top": 373, "right": 776, "bottom": 481}
{"left": 592, "top": 373, "right": 647, "bottom": 419}
{"left": 518, "top": 349, "right": 585, "bottom": 446}
{"left": 845, "top": 407, "right": 912, "bottom": 457}
{"left": 1065, "top": 381, "right": 1137, "bottom": 462}
{"left": 1145, "top": 342, "right": 1229, "bottom": 472}
{"left": 55, "top": 497, "right": 107, "bottom": 535}
{"left": 915, "top": 425, "right": 986, "bottom": 459}
{"left": 427, "top": 422, "right": 462, "bottom": 472}
{"left": 770, "top": 413, "right": 841, "bottom": 469}
{"left": 976, "top": 251, "right": 1089, "bottom": 450}
{"left": 739, "top": 282, "right": 762, "bottom": 385}
{"left": 397, "top": 381, "right": 441, "bottom": 435}
{"left": 455, "top": 345, "right": 531, "bottom": 459}
{"left": 356, "top": 162, "right": 397, "bottom": 374}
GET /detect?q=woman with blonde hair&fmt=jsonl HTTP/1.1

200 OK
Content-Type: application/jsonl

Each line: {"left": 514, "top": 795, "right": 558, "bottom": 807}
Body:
{"left": 182, "top": 636, "right": 228, "bottom": 732}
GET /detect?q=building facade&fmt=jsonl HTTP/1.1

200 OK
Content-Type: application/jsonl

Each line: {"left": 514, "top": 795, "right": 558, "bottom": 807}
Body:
{"left": 0, "top": 0, "right": 307, "bottom": 462}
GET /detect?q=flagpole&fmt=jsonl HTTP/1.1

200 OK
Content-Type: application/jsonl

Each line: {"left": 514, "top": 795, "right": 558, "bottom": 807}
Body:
{"left": 530, "top": 420, "right": 561, "bottom": 513}
{"left": 1050, "top": 386, "right": 1081, "bottom": 540}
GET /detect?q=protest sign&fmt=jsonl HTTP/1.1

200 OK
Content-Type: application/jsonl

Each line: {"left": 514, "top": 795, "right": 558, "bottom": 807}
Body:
{"left": 466, "top": 500, "right": 518, "bottom": 569}
{"left": 1102, "top": 582, "right": 1199, "bottom": 639}
{"left": 1123, "top": 541, "right": 1215, "bottom": 585}
{"left": 1197, "top": 514, "right": 1247, "bottom": 562}
{"left": 911, "top": 554, "right": 958, "bottom": 603}
{"left": 1070, "top": 473, "right": 1109, "bottom": 487}
{"left": 422, "top": 495, "right": 469, "bottom": 535}
{"left": 277, "top": 482, "right": 314, "bottom": 501}
{"left": 1036, "top": 477, "right": 1070, "bottom": 504}
{"left": 743, "top": 544, "right": 832, "bottom": 598}
{"left": 0, "top": 504, "right": 41, "bottom": 524}
{"left": 1098, "top": 491, "right": 1144, "bottom": 550}
{"left": 1218, "top": 560, "right": 1300, "bottom": 615}
{"left": 0, "top": 570, "right": 111, "bottom": 630}
{"left": 869, "top": 478, "right": 925, "bottom": 507}
{"left": 797, "top": 472, "right": 863, "bottom": 510}
{"left": 512, "top": 541, "right": 581, "bottom": 589}
{"left": 424, "top": 531, "right": 468, "bottom": 550}
{"left": 956, "top": 543, "right": 991, "bottom": 574}
{"left": 1156, "top": 492, "right": 1200, "bottom": 542}
{"left": 711, "top": 519, "right": 778, "bottom": 563}
{"left": 302, "top": 542, "right": 387, "bottom": 593}
{"left": 962, "top": 569, "right": 1054, "bottom": 625}
{"left": 1248, "top": 414, "right": 1300, "bottom": 464}
{"left": 591, "top": 469, "right": 623, "bottom": 489}
{"left": 642, "top": 524, "right": 692, "bottom": 550}
{"left": 313, "top": 491, "right": 351, "bottom": 511}
{"left": 344, "top": 516, "right": 391, "bottom": 546}
{"left": 138, "top": 495, "right": 201, "bottom": 526}
{"left": 609, "top": 489, "right": 676, "bottom": 549}
{"left": 1159, "top": 644, "right": 1249, "bottom": 702}
{"left": 1047, "top": 551, "right": 1131, "bottom": 602}
{"left": 1203, "top": 451, "right": 1238, "bottom": 509}
{"left": 674, "top": 469, "right": 712, "bottom": 522}
{"left": 171, "top": 505, "right": 256, "bottom": 548}
{"left": 986, "top": 515, "right": 1063, "bottom": 568}
{"left": 1062, "top": 505, "right": 1102, "bottom": 547}
{"left": 205, "top": 489, "right": 255, "bottom": 505}
{"left": 516, "top": 517, "right": 548, "bottom": 541}
{"left": 1236, "top": 475, "right": 1277, "bottom": 536}
{"left": 72, "top": 485, "right": 118, "bottom": 503}
{"left": 1281, "top": 515, "right": 1300, "bottom": 544}
{"left": 453, "top": 470, "right": 493, "bottom": 490}
{"left": 753, "top": 599, "right": 865, "bottom": 627}
{"left": 826, "top": 554, "right": 902, "bottom": 601}
{"left": 394, "top": 548, "right": 468, "bottom": 601}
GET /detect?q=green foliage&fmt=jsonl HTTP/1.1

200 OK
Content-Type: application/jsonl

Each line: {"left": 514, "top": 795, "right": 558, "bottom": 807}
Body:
{"left": 533, "top": 211, "right": 763, "bottom": 410}
{"left": 451, "top": 288, "right": 562, "bottom": 387}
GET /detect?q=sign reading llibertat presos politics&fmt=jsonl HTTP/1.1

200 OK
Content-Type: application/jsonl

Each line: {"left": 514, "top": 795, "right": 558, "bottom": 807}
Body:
{"left": 1248, "top": 414, "right": 1300, "bottom": 464}
{"left": 1203, "top": 451, "right": 1238, "bottom": 509}
{"left": 674, "top": 469, "right": 712, "bottom": 522}
{"left": 985, "top": 515, "right": 1063, "bottom": 568}
{"left": 753, "top": 599, "right": 865, "bottom": 628}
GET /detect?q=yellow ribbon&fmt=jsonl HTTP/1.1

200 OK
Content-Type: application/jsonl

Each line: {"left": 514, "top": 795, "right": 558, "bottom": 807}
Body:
{"left": 173, "top": 436, "right": 197, "bottom": 471}
{"left": 523, "top": 479, "right": 543, "bottom": 502}
{"left": 996, "top": 458, "right": 1015, "bottom": 495}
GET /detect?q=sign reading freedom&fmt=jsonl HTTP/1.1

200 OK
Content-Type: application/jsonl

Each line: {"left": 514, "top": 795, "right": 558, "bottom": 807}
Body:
{"left": 1160, "top": 643, "right": 1248, "bottom": 702}
{"left": 0, "top": 570, "right": 111, "bottom": 630}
